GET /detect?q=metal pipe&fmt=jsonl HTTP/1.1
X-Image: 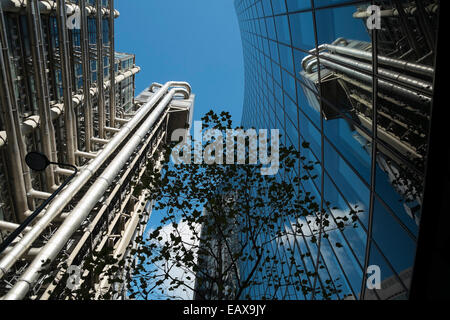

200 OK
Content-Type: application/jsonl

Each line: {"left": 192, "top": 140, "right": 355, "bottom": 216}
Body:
{"left": 55, "top": 0, "right": 76, "bottom": 165}
{"left": 55, "top": 167, "right": 75, "bottom": 177}
{"left": 0, "top": 161, "right": 78, "bottom": 257}
{"left": 104, "top": 126, "right": 120, "bottom": 133}
{"left": 2, "top": 86, "right": 190, "bottom": 300}
{"left": 75, "top": 150, "right": 97, "bottom": 160}
{"left": 319, "top": 52, "right": 433, "bottom": 93}
{"left": 0, "top": 81, "right": 190, "bottom": 280}
{"left": 108, "top": 0, "right": 116, "bottom": 128}
{"left": 26, "top": 0, "right": 56, "bottom": 189}
{"left": 96, "top": 192, "right": 148, "bottom": 298}
{"left": 39, "top": 122, "right": 165, "bottom": 299}
{"left": 0, "top": 5, "right": 29, "bottom": 221}
{"left": 0, "top": 0, "right": 119, "bottom": 18}
{"left": 2, "top": 11, "right": 34, "bottom": 211}
{"left": 115, "top": 118, "right": 129, "bottom": 124}
{"left": 149, "top": 82, "right": 163, "bottom": 93}
{"left": 0, "top": 247, "right": 40, "bottom": 258}
{"left": 317, "top": 55, "right": 432, "bottom": 106}
{"left": 0, "top": 68, "right": 141, "bottom": 150}
{"left": 80, "top": 0, "right": 93, "bottom": 152}
{"left": 322, "top": 44, "right": 435, "bottom": 78}
{"left": 96, "top": 0, "right": 105, "bottom": 139}
{"left": 0, "top": 131, "right": 6, "bottom": 148}
{"left": 91, "top": 137, "right": 109, "bottom": 145}
{"left": 353, "top": 7, "right": 397, "bottom": 19}
{"left": 27, "top": 190, "right": 53, "bottom": 201}
{"left": 0, "top": 221, "right": 31, "bottom": 233}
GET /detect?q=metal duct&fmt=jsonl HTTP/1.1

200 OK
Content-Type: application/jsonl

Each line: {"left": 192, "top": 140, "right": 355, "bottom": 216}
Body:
{"left": 318, "top": 55, "right": 432, "bottom": 106}
{"left": 0, "top": 5, "right": 30, "bottom": 221}
{"left": 108, "top": 0, "right": 116, "bottom": 128}
{"left": 0, "top": 0, "right": 119, "bottom": 18}
{"left": 56, "top": 0, "right": 76, "bottom": 165}
{"left": 0, "top": 67, "right": 140, "bottom": 150}
{"left": 0, "top": 81, "right": 191, "bottom": 280}
{"left": 27, "top": 0, "right": 57, "bottom": 189}
{"left": 0, "top": 131, "right": 6, "bottom": 148}
{"left": 322, "top": 44, "right": 434, "bottom": 78}
{"left": 96, "top": 0, "right": 105, "bottom": 139}
{"left": 80, "top": 0, "right": 93, "bottom": 152}
{"left": 319, "top": 52, "right": 433, "bottom": 93}
{"left": 2, "top": 86, "right": 190, "bottom": 300}
{"left": 0, "top": 221, "right": 31, "bottom": 233}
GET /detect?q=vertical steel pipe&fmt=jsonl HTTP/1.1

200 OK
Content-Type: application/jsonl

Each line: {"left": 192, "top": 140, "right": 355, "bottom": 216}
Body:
{"left": 56, "top": 0, "right": 76, "bottom": 165}
{"left": 108, "top": 0, "right": 116, "bottom": 128}
{"left": 0, "top": 81, "right": 190, "bottom": 281}
{"left": 80, "top": 0, "right": 93, "bottom": 152}
{"left": 0, "top": 5, "right": 29, "bottom": 222}
{"left": 96, "top": 0, "right": 105, "bottom": 139}
{"left": 26, "top": 0, "right": 56, "bottom": 189}
{"left": 2, "top": 86, "right": 190, "bottom": 300}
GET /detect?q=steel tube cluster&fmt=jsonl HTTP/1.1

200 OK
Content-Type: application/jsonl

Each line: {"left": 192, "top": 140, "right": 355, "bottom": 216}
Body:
{"left": 323, "top": 44, "right": 435, "bottom": 78}
{"left": 0, "top": 81, "right": 190, "bottom": 282}
{"left": 0, "top": 5, "right": 30, "bottom": 221}
{"left": 1, "top": 85, "right": 190, "bottom": 300}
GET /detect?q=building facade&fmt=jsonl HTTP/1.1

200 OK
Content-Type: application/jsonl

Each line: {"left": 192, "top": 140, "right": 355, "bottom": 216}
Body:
{"left": 0, "top": 0, "right": 194, "bottom": 299}
{"left": 235, "top": 0, "right": 439, "bottom": 300}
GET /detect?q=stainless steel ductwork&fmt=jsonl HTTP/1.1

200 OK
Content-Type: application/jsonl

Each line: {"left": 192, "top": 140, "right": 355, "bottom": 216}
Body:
{"left": 0, "top": 0, "right": 195, "bottom": 300}
{"left": 0, "top": 0, "right": 119, "bottom": 18}
{"left": 1, "top": 84, "right": 191, "bottom": 300}
{"left": 0, "top": 81, "right": 191, "bottom": 282}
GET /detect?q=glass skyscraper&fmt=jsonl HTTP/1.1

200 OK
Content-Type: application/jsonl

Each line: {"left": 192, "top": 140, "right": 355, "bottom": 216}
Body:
{"left": 234, "top": 0, "right": 439, "bottom": 300}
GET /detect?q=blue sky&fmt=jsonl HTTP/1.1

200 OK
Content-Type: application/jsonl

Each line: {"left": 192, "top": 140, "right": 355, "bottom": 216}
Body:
{"left": 115, "top": 1, "right": 244, "bottom": 299}
{"left": 115, "top": 0, "right": 245, "bottom": 126}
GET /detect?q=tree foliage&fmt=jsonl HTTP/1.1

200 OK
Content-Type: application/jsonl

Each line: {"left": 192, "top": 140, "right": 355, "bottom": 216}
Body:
{"left": 127, "top": 110, "right": 361, "bottom": 300}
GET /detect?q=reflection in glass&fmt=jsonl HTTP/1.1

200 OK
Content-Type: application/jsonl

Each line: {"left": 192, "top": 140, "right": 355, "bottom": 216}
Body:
{"left": 235, "top": 0, "right": 439, "bottom": 300}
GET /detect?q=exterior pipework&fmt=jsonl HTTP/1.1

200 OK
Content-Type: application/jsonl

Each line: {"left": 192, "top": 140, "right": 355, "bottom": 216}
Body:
{"left": 0, "top": 7, "right": 34, "bottom": 211}
{"left": 323, "top": 44, "right": 435, "bottom": 78}
{"left": 0, "top": 5, "right": 30, "bottom": 221}
{"left": 0, "top": 81, "right": 190, "bottom": 281}
{"left": 95, "top": 192, "right": 150, "bottom": 299}
{"left": 0, "top": 131, "right": 6, "bottom": 147}
{"left": 96, "top": 0, "right": 105, "bottom": 139}
{"left": 313, "top": 53, "right": 432, "bottom": 106}
{"left": 109, "top": 0, "right": 116, "bottom": 128}
{"left": 1, "top": 86, "right": 190, "bottom": 300}
{"left": 0, "top": 67, "right": 140, "bottom": 150}
{"left": 39, "top": 114, "right": 169, "bottom": 300}
{"left": 56, "top": 0, "right": 76, "bottom": 165}
{"left": 0, "top": 221, "right": 32, "bottom": 233}
{"left": 0, "top": 0, "right": 119, "bottom": 18}
{"left": 26, "top": 0, "right": 56, "bottom": 189}
{"left": 319, "top": 52, "right": 433, "bottom": 94}
{"left": 80, "top": 0, "right": 93, "bottom": 152}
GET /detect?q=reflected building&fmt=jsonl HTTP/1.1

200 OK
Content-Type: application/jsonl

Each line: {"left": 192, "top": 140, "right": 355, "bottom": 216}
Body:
{"left": 194, "top": 206, "right": 240, "bottom": 300}
{"left": 0, "top": 0, "right": 194, "bottom": 299}
{"left": 234, "top": 0, "right": 440, "bottom": 300}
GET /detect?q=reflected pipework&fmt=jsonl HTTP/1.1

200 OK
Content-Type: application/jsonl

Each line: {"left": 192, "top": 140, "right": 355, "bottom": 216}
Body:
{"left": 299, "top": 1, "right": 438, "bottom": 227}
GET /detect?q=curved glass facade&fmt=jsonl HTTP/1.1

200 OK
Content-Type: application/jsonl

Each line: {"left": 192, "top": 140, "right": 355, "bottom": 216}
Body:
{"left": 234, "top": 0, "right": 439, "bottom": 300}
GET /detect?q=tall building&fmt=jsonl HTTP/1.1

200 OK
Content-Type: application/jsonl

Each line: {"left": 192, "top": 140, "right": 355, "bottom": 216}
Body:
{"left": 0, "top": 0, "right": 194, "bottom": 299}
{"left": 194, "top": 205, "right": 240, "bottom": 300}
{"left": 234, "top": 0, "right": 440, "bottom": 300}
